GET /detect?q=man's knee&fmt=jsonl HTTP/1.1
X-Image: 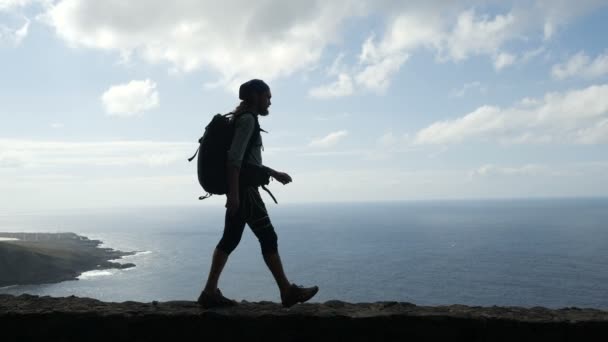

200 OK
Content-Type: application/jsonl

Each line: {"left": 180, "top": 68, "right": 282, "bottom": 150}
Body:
{"left": 256, "top": 226, "right": 278, "bottom": 255}
{"left": 217, "top": 236, "right": 241, "bottom": 255}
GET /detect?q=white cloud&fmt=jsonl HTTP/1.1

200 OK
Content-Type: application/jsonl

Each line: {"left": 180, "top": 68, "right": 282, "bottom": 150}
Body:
{"left": 42, "top": 0, "right": 366, "bottom": 90}
{"left": 0, "top": 17, "right": 29, "bottom": 45}
{"left": 0, "top": 0, "right": 40, "bottom": 11}
{"left": 470, "top": 164, "right": 550, "bottom": 178}
{"left": 0, "top": 139, "right": 191, "bottom": 168}
{"left": 309, "top": 130, "right": 348, "bottom": 148}
{"left": 0, "top": 173, "right": 201, "bottom": 211}
{"left": 414, "top": 84, "right": 608, "bottom": 145}
{"left": 0, "top": 150, "right": 27, "bottom": 168}
{"left": 356, "top": 7, "right": 521, "bottom": 88}
{"left": 355, "top": 53, "right": 409, "bottom": 92}
{"left": 493, "top": 52, "right": 516, "bottom": 70}
{"left": 311, "top": 112, "right": 350, "bottom": 121}
{"left": 50, "top": 122, "right": 64, "bottom": 128}
{"left": 377, "top": 131, "right": 397, "bottom": 147}
{"left": 449, "top": 81, "right": 486, "bottom": 98}
{"left": 0, "top": 0, "right": 49, "bottom": 44}
{"left": 33, "top": 1, "right": 607, "bottom": 96}
{"left": 535, "top": 0, "right": 608, "bottom": 40}
{"left": 310, "top": 3, "right": 567, "bottom": 98}
{"left": 521, "top": 46, "right": 546, "bottom": 63}
{"left": 308, "top": 73, "right": 354, "bottom": 98}
{"left": 296, "top": 130, "right": 412, "bottom": 160}
{"left": 327, "top": 53, "right": 347, "bottom": 77}
{"left": 101, "top": 79, "right": 159, "bottom": 116}
{"left": 574, "top": 118, "right": 608, "bottom": 144}
{"left": 365, "top": 131, "right": 413, "bottom": 160}
{"left": 350, "top": 11, "right": 441, "bottom": 93}
{"left": 551, "top": 51, "right": 608, "bottom": 80}
{"left": 444, "top": 10, "right": 518, "bottom": 62}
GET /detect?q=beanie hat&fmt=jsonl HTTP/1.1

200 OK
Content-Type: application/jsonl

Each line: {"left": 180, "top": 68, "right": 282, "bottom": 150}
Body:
{"left": 239, "top": 79, "right": 270, "bottom": 101}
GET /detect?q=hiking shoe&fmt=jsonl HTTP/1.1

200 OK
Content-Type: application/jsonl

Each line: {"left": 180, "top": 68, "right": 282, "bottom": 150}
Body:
{"left": 197, "top": 288, "right": 238, "bottom": 309}
{"left": 281, "top": 283, "right": 319, "bottom": 308}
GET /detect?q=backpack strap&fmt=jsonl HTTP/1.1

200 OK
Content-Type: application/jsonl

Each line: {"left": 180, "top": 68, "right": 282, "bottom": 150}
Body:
{"left": 261, "top": 185, "right": 278, "bottom": 204}
{"left": 187, "top": 147, "right": 199, "bottom": 162}
{"left": 236, "top": 113, "right": 278, "bottom": 204}
{"left": 239, "top": 112, "right": 265, "bottom": 155}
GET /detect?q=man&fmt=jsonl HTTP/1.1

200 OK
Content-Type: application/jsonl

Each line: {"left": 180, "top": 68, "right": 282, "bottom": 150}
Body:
{"left": 198, "top": 79, "right": 319, "bottom": 308}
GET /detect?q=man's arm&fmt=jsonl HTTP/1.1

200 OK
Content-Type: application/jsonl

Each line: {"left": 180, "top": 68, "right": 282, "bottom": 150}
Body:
{"left": 225, "top": 115, "right": 255, "bottom": 216}
{"left": 263, "top": 166, "right": 292, "bottom": 185}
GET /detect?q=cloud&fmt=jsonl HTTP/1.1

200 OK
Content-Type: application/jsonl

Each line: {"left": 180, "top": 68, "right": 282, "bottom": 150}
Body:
{"left": 101, "top": 79, "right": 159, "bottom": 116}
{"left": 443, "top": 9, "right": 518, "bottom": 62}
{"left": 355, "top": 53, "right": 409, "bottom": 92}
{"left": 309, "top": 130, "right": 348, "bottom": 148}
{"left": 32, "top": 1, "right": 607, "bottom": 96}
{"left": 377, "top": 131, "right": 398, "bottom": 147}
{"left": 414, "top": 84, "right": 608, "bottom": 145}
{"left": 449, "top": 81, "right": 486, "bottom": 98}
{"left": 0, "top": 0, "right": 49, "bottom": 45}
{"left": 310, "top": 3, "right": 560, "bottom": 98}
{"left": 493, "top": 52, "right": 516, "bottom": 70}
{"left": 521, "top": 46, "right": 546, "bottom": 63}
{"left": 469, "top": 164, "right": 550, "bottom": 178}
{"left": 464, "top": 162, "right": 608, "bottom": 198}
{"left": 350, "top": 7, "right": 521, "bottom": 93}
{"left": 551, "top": 51, "right": 608, "bottom": 79}
{"left": 535, "top": 0, "right": 608, "bottom": 40}
{"left": 41, "top": 0, "right": 366, "bottom": 90}
{"left": 0, "top": 150, "right": 27, "bottom": 168}
{"left": 0, "top": 173, "right": 200, "bottom": 211}
{"left": 0, "top": 0, "right": 42, "bottom": 11}
{"left": 574, "top": 118, "right": 608, "bottom": 144}
{"left": 0, "top": 16, "right": 30, "bottom": 45}
{"left": 0, "top": 139, "right": 191, "bottom": 168}
{"left": 308, "top": 73, "right": 354, "bottom": 98}
{"left": 311, "top": 112, "right": 350, "bottom": 121}
{"left": 364, "top": 131, "right": 413, "bottom": 160}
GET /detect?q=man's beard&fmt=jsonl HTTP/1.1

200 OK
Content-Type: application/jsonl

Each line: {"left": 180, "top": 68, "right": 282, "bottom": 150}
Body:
{"left": 259, "top": 108, "right": 270, "bottom": 116}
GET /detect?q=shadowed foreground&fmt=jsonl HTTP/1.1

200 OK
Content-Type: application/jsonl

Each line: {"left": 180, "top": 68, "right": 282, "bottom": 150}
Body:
{"left": 1, "top": 294, "right": 607, "bottom": 341}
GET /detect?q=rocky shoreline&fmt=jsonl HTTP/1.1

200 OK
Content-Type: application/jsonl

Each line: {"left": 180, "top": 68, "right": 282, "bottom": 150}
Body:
{"left": 1, "top": 294, "right": 607, "bottom": 341}
{"left": 0, "top": 232, "right": 135, "bottom": 287}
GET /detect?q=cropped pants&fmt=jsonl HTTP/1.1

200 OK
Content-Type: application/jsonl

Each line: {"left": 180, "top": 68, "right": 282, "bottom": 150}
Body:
{"left": 216, "top": 186, "right": 278, "bottom": 256}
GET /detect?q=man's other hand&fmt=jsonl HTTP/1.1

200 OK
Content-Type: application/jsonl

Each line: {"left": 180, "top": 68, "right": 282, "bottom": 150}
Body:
{"left": 272, "top": 171, "right": 292, "bottom": 185}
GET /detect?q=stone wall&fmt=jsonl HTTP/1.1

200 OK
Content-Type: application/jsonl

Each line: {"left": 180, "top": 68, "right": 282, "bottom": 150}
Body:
{"left": 1, "top": 294, "right": 607, "bottom": 341}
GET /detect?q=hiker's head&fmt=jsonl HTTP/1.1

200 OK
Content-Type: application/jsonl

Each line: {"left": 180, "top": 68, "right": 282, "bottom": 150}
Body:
{"left": 235, "top": 79, "right": 271, "bottom": 116}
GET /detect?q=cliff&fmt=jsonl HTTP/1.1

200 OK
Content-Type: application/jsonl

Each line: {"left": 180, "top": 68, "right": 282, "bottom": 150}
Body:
{"left": 0, "top": 233, "right": 135, "bottom": 287}
{"left": 1, "top": 294, "right": 606, "bottom": 341}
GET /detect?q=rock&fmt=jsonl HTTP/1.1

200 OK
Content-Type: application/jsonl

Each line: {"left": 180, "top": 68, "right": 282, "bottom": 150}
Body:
{"left": 0, "top": 232, "right": 136, "bottom": 287}
{"left": 0, "top": 294, "right": 607, "bottom": 341}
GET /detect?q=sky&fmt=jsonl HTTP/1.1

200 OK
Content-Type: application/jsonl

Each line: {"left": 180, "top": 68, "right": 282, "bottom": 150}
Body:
{"left": 1, "top": 0, "right": 608, "bottom": 211}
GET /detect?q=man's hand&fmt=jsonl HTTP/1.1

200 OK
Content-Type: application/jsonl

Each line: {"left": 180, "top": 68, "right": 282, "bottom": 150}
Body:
{"left": 271, "top": 170, "right": 292, "bottom": 185}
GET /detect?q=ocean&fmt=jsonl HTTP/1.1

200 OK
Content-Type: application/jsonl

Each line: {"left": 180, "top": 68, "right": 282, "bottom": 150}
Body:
{"left": 1, "top": 198, "right": 607, "bottom": 309}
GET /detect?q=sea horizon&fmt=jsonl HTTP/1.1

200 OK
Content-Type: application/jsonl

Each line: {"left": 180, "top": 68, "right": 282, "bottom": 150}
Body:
{"left": 1, "top": 197, "right": 607, "bottom": 309}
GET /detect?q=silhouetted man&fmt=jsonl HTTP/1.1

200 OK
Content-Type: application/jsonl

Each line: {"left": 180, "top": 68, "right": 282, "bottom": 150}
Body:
{"left": 198, "top": 79, "right": 318, "bottom": 308}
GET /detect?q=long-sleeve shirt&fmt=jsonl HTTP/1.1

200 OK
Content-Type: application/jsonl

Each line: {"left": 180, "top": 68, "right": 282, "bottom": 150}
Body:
{"left": 226, "top": 112, "right": 263, "bottom": 168}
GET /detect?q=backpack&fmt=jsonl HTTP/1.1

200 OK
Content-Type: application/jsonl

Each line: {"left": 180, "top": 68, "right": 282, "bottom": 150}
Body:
{"left": 188, "top": 112, "right": 277, "bottom": 203}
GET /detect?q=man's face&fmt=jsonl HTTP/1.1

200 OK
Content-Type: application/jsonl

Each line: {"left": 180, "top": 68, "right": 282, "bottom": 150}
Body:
{"left": 257, "top": 90, "right": 272, "bottom": 116}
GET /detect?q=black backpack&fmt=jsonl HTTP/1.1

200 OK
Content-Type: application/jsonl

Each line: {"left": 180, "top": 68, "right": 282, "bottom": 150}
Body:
{"left": 188, "top": 113, "right": 277, "bottom": 203}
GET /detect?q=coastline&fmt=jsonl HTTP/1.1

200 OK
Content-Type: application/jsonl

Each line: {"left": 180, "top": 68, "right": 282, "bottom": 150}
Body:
{"left": 0, "top": 232, "right": 136, "bottom": 288}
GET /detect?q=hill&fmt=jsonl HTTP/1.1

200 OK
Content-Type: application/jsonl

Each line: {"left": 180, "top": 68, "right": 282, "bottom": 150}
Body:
{"left": 0, "top": 232, "right": 134, "bottom": 287}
